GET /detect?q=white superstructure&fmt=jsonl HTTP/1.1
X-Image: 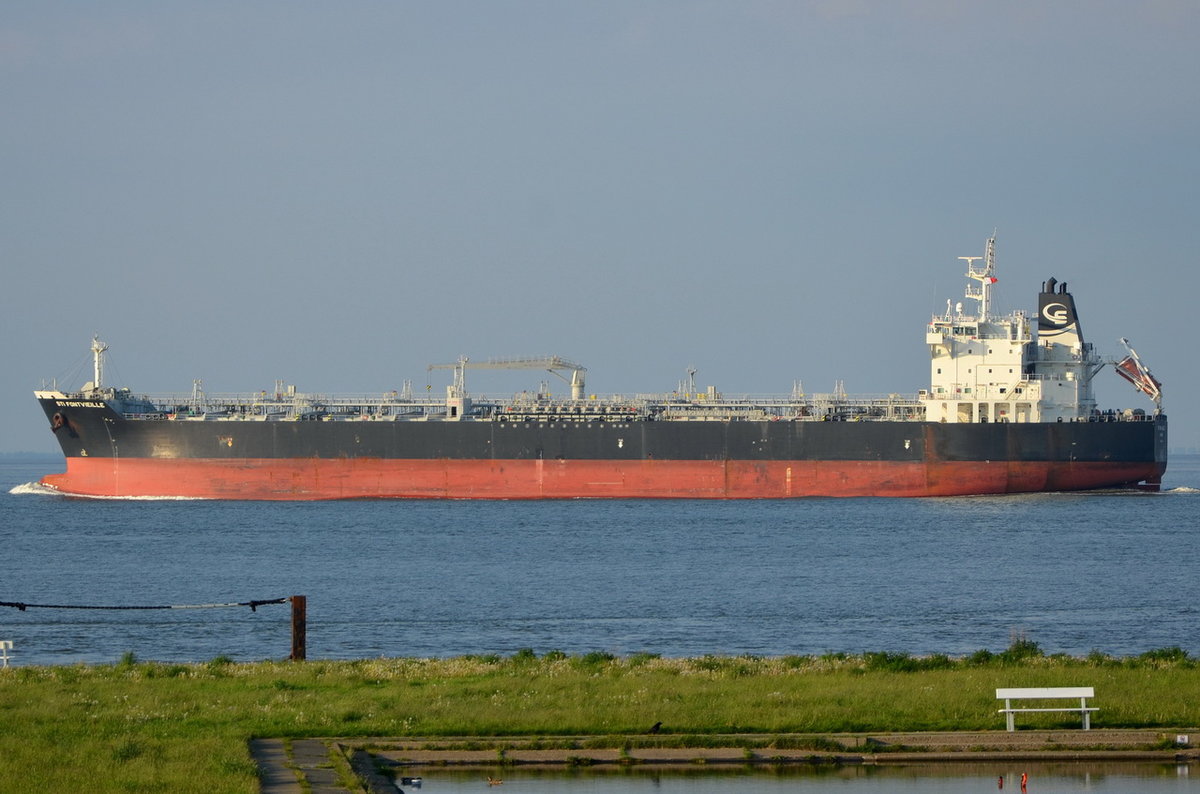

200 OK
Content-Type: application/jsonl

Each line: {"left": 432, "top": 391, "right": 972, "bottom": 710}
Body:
{"left": 921, "top": 235, "right": 1104, "bottom": 424}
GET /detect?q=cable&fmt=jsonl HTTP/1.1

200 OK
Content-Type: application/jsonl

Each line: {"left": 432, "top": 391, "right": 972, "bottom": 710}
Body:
{"left": 0, "top": 598, "right": 289, "bottom": 612}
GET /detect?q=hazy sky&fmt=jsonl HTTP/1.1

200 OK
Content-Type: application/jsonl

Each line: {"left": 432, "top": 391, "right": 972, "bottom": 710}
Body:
{"left": 3, "top": 1, "right": 1197, "bottom": 455}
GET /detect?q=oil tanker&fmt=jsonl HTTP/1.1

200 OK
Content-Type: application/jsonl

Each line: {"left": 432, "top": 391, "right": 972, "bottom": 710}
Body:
{"left": 35, "top": 237, "right": 1165, "bottom": 499}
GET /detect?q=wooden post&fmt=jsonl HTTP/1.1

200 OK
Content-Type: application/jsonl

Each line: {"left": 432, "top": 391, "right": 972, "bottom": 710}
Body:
{"left": 289, "top": 595, "right": 306, "bottom": 661}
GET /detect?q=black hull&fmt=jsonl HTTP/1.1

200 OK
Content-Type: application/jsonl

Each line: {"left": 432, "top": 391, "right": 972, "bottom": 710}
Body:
{"left": 37, "top": 396, "right": 1167, "bottom": 499}
{"left": 39, "top": 397, "right": 1165, "bottom": 465}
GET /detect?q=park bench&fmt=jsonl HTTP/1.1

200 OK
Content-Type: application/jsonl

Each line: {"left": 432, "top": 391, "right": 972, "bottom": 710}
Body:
{"left": 996, "top": 686, "right": 1096, "bottom": 731}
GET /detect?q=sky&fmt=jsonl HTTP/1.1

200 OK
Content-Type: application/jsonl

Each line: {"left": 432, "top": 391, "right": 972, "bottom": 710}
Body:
{"left": 2, "top": 1, "right": 1197, "bottom": 455}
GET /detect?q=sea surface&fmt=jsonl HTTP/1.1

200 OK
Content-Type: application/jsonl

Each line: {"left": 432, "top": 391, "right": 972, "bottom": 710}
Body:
{"left": 1, "top": 455, "right": 1198, "bottom": 667}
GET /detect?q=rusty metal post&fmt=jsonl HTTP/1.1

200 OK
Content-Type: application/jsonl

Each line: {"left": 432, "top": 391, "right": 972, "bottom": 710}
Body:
{"left": 289, "top": 595, "right": 306, "bottom": 661}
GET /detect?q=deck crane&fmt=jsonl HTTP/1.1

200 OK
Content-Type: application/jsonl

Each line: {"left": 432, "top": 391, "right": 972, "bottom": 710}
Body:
{"left": 428, "top": 356, "right": 588, "bottom": 400}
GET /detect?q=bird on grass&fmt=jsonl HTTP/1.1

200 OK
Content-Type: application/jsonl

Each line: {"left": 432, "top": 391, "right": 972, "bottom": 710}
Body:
{"left": 648, "top": 721, "right": 663, "bottom": 734}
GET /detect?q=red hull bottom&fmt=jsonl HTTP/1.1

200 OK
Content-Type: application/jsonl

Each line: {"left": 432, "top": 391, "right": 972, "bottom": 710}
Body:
{"left": 40, "top": 458, "right": 1165, "bottom": 500}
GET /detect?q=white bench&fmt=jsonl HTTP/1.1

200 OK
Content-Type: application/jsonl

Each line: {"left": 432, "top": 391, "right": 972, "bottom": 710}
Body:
{"left": 0, "top": 640, "right": 11, "bottom": 667}
{"left": 996, "top": 686, "right": 1096, "bottom": 731}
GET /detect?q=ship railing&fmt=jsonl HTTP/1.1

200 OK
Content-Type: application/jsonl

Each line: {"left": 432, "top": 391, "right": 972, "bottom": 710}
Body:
{"left": 972, "top": 330, "right": 1030, "bottom": 340}
{"left": 652, "top": 393, "right": 925, "bottom": 422}
{"left": 1082, "top": 409, "right": 1161, "bottom": 423}
{"left": 137, "top": 391, "right": 441, "bottom": 406}
{"left": 633, "top": 392, "right": 923, "bottom": 405}
{"left": 130, "top": 391, "right": 451, "bottom": 419}
{"left": 124, "top": 389, "right": 928, "bottom": 420}
{"left": 117, "top": 389, "right": 1157, "bottom": 424}
{"left": 133, "top": 389, "right": 927, "bottom": 406}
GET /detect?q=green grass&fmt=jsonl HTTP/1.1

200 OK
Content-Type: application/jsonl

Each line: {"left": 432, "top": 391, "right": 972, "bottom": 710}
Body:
{"left": 1, "top": 645, "right": 1198, "bottom": 792}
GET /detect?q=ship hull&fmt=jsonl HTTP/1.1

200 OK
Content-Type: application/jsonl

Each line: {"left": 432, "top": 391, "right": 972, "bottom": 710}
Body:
{"left": 40, "top": 456, "right": 1165, "bottom": 500}
{"left": 38, "top": 398, "right": 1167, "bottom": 499}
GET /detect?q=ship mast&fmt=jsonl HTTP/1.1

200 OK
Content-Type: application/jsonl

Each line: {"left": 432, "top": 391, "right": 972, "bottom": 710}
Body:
{"left": 960, "top": 233, "right": 998, "bottom": 320}
{"left": 91, "top": 335, "right": 109, "bottom": 391}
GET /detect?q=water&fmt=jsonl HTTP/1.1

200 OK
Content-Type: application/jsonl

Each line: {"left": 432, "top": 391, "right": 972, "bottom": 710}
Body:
{"left": 1, "top": 456, "right": 1198, "bottom": 667}
{"left": 412, "top": 763, "right": 1197, "bottom": 793}
{"left": 6, "top": 458, "right": 1199, "bottom": 790}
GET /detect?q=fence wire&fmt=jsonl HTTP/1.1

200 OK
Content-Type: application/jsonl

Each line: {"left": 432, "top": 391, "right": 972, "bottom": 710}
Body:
{"left": 0, "top": 598, "right": 289, "bottom": 612}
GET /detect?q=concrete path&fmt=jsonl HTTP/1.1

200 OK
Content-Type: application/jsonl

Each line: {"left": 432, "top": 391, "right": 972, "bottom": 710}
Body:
{"left": 249, "top": 739, "right": 302, "bottom": 794}
{"left": 251, "top": 737, "right": 399, "bottom": 793}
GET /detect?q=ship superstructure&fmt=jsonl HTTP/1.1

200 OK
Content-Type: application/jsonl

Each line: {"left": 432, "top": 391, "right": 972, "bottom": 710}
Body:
{"left": 34, "top": 236, "right": 1166, "bottom": 499}
{"left": 922, "top": 235, "right": 1110, "bottom": 425}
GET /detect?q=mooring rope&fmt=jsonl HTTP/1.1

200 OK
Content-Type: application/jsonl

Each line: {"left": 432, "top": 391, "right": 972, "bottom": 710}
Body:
{"left": 0, "top": 598, "right": 289, "bottom": 612}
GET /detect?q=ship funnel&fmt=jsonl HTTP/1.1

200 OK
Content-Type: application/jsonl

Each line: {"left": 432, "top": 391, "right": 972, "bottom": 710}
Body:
{"left": 1038, "top": 278, "right": 1084, "bottom": 345}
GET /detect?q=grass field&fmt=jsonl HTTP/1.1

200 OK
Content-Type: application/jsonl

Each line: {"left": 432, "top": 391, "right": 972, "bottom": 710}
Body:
{"left": 1, "top": 644, "right": 1198, "bottom": 793}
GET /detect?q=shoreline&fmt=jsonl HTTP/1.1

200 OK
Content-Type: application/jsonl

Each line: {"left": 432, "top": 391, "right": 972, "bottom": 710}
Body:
{"left": 251, "top": 731, "right": 1200, "bottom": 792}
{"left": 9, "top": 654, "right": 1200, "bottom": 792}
{"left": 360, "top": 729, "right": 1199, "bottom": 764}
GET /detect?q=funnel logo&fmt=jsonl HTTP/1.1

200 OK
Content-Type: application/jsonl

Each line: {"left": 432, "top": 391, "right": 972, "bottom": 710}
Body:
{"left": 1038, "top": 291, "right": 1083, "bottom": 341}
{"left": 1041, "top": 302, "right": 1070, "bottom": 325}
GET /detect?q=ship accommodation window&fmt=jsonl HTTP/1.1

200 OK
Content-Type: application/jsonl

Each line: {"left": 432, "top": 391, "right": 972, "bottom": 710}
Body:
{"left": 937, "top": 368, "right": 942, "bottom": 374}
{"left": 999, "top": 387, "right": 1007, "bottom": 394}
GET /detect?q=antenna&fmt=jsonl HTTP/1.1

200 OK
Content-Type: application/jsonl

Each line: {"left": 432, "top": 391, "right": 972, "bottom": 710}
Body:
{"left": 961, "top": 234, "right": 998, "bottom": 320}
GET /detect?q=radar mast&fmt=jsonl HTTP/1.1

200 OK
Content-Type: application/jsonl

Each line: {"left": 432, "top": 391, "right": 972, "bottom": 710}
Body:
{"left": 960, "top": 233, "right": 998, "bottom": 320}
